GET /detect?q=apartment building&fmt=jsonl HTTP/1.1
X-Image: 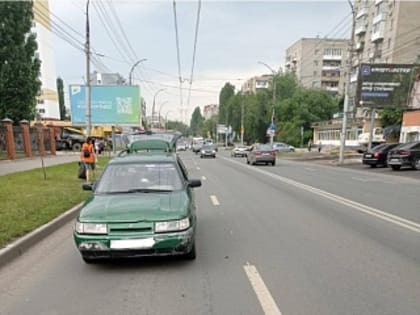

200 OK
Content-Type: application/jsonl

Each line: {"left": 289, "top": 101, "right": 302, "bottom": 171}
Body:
{"left": 33, "top": 0, "right": 60, "bottom": 120}
{"left": 203, "top": 104, "right": 218, "bottom": 120}
{"left": 90, "top": 71, "right": 127, "bottom": 85}
{"left": 241, "top": 75, "right": 273, "bottom": 94}
{"left": 285, "top": 38, "right": 350, "bottom": 96}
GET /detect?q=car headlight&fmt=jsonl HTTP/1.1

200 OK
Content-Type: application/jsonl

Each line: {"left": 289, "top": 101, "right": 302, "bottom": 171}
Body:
{"left": 201, "top": 150, "right": 205, "bottom": 153}
{"left": 155, "top": 217, "right": 190, "bottom": 233}
{"left": 212, "top": 150, "right": 216, "bottom": 153}
{"left": 75, "top": 222, "right": 108, "bottom": 234}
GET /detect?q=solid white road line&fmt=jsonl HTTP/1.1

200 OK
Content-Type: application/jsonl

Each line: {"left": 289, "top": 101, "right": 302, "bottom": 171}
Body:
{"left": 244, "top": 264, "right": 282, "bottom": 315}
{"left": 223, "top": 157, "right": 420, "bottom": 234}
{"left": 210, "top": 195, "right": 220, "bottom": 206}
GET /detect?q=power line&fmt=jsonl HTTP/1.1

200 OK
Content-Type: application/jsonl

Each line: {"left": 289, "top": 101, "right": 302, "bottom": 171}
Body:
{"left": 134, "top": 78, "right": 219, "bottom": 94}
{"left": 186, "top": 0, "right": 202, "bottom": 113}
{"left": 173, "top": 0, "right": 184, "bottom": 121}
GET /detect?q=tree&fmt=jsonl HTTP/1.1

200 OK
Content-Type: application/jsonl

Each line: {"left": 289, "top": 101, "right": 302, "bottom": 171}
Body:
{"left": 202, "top": 115, "right": 218, "bottom": 139}
{"left": 56, "top": 77, "right": 66, "bottom": 120}
{"left": 0, "top": 1, "right": 41, "bottom": 122}
{"left": 218, "top": 83, "right": 235, "bottom": 123}
{"left": 190, "top": 106, "right": 204, "bottom": 136}
{"left": 166, "top": 120, "right": 190, "bottom": 136}
{"left": 380, "top": 107, "right": 404, "bottom": 127}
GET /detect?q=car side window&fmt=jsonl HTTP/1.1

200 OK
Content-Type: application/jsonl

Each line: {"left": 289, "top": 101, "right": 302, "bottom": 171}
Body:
{"left": 177, "top": 157, "right": 189, "bottom": 181}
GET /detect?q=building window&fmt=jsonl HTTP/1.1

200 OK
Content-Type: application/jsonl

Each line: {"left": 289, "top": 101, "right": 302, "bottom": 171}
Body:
{"left": 37, "top": 99, "right": 44, "bottom": 105}
{"left": 313, "top": 71, "right": 318, "bottom": 76}
{"left": 388, "top": 38, "right": 391, "bottom": 48}
{"left": 389, "top": 18, "right": 393, "bottom": 31}
{"left": 38, "top": 108, "right": 45, "bottom": 114}
{"left": 314, "top": 60, "right": 319, "bottom": 66}
{"left": 315, "top": 49, "right": 319, "bottom": 55}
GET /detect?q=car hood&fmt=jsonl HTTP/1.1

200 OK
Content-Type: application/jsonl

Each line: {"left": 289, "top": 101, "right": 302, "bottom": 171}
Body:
{"left": 78, "top": 191, "right": 190, "bottom": 223}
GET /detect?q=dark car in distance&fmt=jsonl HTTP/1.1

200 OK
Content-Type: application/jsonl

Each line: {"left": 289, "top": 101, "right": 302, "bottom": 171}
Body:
{"left": 387, "top": 141, "right": 420, "bottom": 170}
{"left": 362, "top": 143, "right": 400, "bottom": 167}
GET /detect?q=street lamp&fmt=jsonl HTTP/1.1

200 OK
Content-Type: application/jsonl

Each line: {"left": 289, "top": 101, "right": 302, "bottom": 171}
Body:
{"left": 129, "top": 58, "right": 147, "bottom": 85}
{"left": 152, "top": 88, "right": 166, "bottom": 129}
{"left": 258, "top": 61, "right": 282, "bottom": 145}
{"left": 158, "top": 101, "right": 169, "bottom": 129}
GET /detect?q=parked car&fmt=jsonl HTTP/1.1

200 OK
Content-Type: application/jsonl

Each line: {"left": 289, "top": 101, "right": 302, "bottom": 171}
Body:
{"left": 73, "top": 134, "right": 202, "bottom": 263}
{"left": 362, "top": 143, "right": 400, "bottom": 167}
{"left": 231, "top": 145, "right": 249, "bottom": 157}
{"left": 200, "top": 144, "right": 217, "bottom": 158}
{"left": 246, "top": 144, "right": 276, "bottom": 166}
{"left": 387, "top": 141, "right": 420, "bottom": 170}
{"left": 272, "top": 142, "right": 295, "bottom": 152}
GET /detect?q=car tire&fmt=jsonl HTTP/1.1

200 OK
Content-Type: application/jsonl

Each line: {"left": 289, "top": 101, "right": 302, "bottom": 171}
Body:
{"left": 370, "top": 164, "right": 377, "bottom": 168}
{"left": 391, "top": 165, "right": 401, "bottom": 171}
{"left": 72, "top": 142, "right": 82, "bottom": 152}
{"left": 184, "top": 243, "right": 196, "bottom": 260}
{"left": 82, "top": 256, "right": 95, "bottom": 264}
{"left": 246, "top": 159, "right": 250, "bottom": 164}
{"left": 251, "top": 160, "right": 256, "bottom": 166}
{"left": 272, "top": 161, "right": 276, "bottom": 166}
{"left": 413, "top": 158, "right": 420, "bottom": 170}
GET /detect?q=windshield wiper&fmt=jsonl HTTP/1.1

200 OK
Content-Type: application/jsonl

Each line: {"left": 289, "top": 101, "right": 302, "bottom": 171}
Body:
{"left": 127, "top": 188, "right": 173, "bottom": 193}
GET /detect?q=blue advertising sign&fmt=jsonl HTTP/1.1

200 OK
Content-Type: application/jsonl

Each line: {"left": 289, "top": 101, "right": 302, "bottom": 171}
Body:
{"left": 70, "top": 85, "right": 140, "bottom": 124}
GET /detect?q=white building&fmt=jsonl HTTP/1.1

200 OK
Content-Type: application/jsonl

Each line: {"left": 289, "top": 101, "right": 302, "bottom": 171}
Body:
{"left": 33, "top": 0, "right": 60, "bottom": 120}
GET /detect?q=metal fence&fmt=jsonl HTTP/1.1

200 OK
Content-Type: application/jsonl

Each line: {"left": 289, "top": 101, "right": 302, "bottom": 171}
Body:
{"left": 13, "top": 126, "right": 25, "bottom": 157}
{"left": 0, "top": 125, "right": 7, "bottom": 160}
{"left": 30, "top": 127, "right": 40, "bottom": 154}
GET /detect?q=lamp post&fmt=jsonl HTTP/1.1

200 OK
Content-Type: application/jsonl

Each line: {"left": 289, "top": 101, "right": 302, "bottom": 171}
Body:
{"left": 152, "top": 88, "right": 166, "bottom": 129}
{"left": 258, "top": 61, "right": 282, "bottom": 145}
{"left": 85, "top": 0, "right": 91, "bottom": 137}
{"left": 128, "top": 58, "right": 147, "bottom": 85}
{"left": 158, "top": 101, "right": 169, "bottom": 129}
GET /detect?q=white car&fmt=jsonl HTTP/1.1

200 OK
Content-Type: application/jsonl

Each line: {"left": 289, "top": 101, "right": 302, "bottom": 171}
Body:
{"left": 231, "top": 145, "right": 249, "bottom": 157}
{"left": 272, "top": 142, "right": 295, "bottom": 152}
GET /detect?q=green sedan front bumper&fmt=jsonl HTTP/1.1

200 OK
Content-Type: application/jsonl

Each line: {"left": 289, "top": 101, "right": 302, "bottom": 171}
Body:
{"left": 74, "top": 227, "right": 195, "bottom": 260}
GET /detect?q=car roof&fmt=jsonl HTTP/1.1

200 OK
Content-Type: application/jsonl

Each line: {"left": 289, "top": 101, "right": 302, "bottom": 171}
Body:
{"left": 109, "top": 152, "right": 177, "bottom": 165}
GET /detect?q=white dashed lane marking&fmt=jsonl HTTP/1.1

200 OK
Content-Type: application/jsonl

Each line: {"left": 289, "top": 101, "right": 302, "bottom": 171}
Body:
{"left": 210, "top": 195, "right": 220, "bottom": 206}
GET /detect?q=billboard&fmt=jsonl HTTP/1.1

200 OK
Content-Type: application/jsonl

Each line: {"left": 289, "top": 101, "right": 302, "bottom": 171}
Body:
{"left": 70, "top": 85, "right": 140, "bottom": 124}
{"left": 356, "top": 64, "right": 420, "bottom": 108}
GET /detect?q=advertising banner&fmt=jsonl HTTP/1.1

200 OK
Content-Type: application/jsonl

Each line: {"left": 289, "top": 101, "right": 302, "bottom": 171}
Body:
{"left": 70, "top": 85, "right": 140, "bottom": 124}
{"left": 356, "top": 64, "right": 420, "bottom": 108}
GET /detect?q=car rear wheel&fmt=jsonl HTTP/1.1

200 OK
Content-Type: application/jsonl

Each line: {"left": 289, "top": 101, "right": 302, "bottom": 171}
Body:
{"left": 246, "top": 159, "right": 250, "bottom": 164}
{"left": 370, "top": 164, "right": 377, "bottom": 168}
{"left": 72, "top": 142, "right": 82, "bottom": 151}
{"left": 391, "top": 165, "right": 401, "bottom": 171}
{"left": 413, "top": 158, "right": 420, "bottom": 170}
{"left": 272, "top": 161, "right": 276, "bottom": 166}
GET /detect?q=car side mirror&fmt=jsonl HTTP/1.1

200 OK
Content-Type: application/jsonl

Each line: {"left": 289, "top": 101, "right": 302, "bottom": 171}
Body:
{"left": 188, "top": 179, "right": 202, "bottom": 188}
{"left": 82, "top": 183, "right": 94, "bottom": 191}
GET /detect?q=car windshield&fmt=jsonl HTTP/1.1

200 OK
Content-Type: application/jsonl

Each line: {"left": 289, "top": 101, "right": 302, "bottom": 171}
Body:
{"left": 95, "top": 163, "right": 183, "bottom": 194}
{"left": 202, "top": 145, "right": 214, "bottom": 150}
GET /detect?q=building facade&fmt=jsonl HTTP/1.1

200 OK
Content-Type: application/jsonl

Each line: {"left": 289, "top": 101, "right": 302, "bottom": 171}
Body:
{"left": 203, "top": 104, "right": 218, "bottom": 120}
{"left": 33, "top": 0, "right": 60, "bottom": 120}
{"left": 241, "top": 75, "right": 273, "bottom": 94}
{"left": 90, "top": 71, "right": 127, "bottom": 86}
{"left": 285, "top": 38, "right": 350, "bottom": 96}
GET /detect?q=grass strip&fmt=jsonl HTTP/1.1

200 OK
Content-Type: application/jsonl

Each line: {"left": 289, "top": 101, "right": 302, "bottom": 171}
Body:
{"left": 0, "top": 157, "right": 110, "bottom": 248}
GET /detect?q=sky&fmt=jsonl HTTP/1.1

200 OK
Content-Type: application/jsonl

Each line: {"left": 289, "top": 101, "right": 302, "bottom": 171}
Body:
{"left": 48, "top": 0, "right": 352, "bottom": 123}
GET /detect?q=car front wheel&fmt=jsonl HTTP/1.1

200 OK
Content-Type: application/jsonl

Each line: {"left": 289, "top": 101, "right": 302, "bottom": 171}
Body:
{"left": 413, "top": 158, "right": 420, "bottom": 170}
{"left": 391, "top": 165, "right": 401, "bottom": 171}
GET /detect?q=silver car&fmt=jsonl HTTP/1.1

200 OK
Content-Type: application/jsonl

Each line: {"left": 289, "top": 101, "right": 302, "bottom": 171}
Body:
{"left": 272, "top": 142, "right": 295, "bottom": 152}
{"left": 246, "top": 144, "right": 276, "bottom": 166}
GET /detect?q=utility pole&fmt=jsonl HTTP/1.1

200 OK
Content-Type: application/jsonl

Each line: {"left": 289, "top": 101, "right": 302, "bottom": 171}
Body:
{"left": 151, "top": 88, "right": 166, "bottom": 129}
{"left": 85, "top": 0, "right": 91, "bottom": 137}
{"left": 241, "top": 99, "right": 244, "bottom": 145}
{"left": 367, "top": 107, "right": 376, "bottom": 151}
{"left": 338, "top": 0, "right": 356, "bottom": 165}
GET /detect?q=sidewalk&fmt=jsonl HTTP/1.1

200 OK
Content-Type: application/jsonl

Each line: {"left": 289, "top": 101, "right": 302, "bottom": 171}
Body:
{"left": 0, "top": 153, "right": 81, "bottom": 176}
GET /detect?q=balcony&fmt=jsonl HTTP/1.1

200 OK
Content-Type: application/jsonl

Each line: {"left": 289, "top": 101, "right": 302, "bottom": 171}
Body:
{"left": 371, "top": 29, "right": 384, "bottom": 42}
{"left": 323, "top": 54, "right": 342, "bottom": 61}
{"left": 373, "top": 13, "right": 386, "bottom": 25}
{"left": 322, "top": 65, "right": 340, "bottom": 71}
{"left": 356, "top": 7, "right": 368, "bottom": 19}
{"left": 355, "top": 41, "right": 365, "bottom": 51}
{"left": 321, "top": 76, "right": 340, "bottom": 82}
{"left": 324, "top": 86, "right": 339, "bottom": 92}
{"left": 355, "top": 24, "right": 367, "bottom": 35}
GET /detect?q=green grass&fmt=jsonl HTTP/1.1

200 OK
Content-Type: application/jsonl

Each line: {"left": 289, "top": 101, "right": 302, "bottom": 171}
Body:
{"left": 0, "top": 157, "right": 110, "bottom": 248}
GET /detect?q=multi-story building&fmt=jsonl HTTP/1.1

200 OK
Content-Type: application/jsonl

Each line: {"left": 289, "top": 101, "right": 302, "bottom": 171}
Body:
{"left": 33, "top": 0, "right": 60, "bottom": 120}
{"left": 90, "top": 71, "right": 127, "bottom": 85}
{"left": 350, "top": 0, "right": 420, "bottom": 111}
{"left": 285, "top": 38, "right": 350, "bottom": 96}
{"left": 203, "top": 104, "right": 218, "bottom": 120}
{"left": 241, "top": 75, "right": 273, "bottom": 94}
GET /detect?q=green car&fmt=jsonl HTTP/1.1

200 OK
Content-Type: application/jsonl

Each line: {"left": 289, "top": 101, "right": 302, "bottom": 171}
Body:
{"left": 73, "top": 135, "right": 201, "bottom": 263}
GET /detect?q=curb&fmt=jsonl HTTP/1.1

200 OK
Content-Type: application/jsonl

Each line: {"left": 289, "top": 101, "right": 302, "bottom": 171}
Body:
{"left": 0, "top": 202, "right": 83, "bottom": 270}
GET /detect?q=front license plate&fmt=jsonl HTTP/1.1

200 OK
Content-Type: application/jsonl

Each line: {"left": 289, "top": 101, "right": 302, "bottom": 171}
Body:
{"left": 365, "top": 154, "right": 372, "bottom": 158}
{"left": 110, "top": 238, "right": 155, "bottom": 249}
{"left": 390, "top": 158, "right": 399, "bottom": 162}
{"left": 263, "top": 153, "right": 270, "bottom": 155}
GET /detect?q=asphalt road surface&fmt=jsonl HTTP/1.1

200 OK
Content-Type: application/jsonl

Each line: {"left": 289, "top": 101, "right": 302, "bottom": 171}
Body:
{"left": 0, "top": 150, "right": 419, "bottom": 315}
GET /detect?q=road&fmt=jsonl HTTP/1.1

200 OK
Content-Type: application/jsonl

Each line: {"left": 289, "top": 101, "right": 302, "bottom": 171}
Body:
{"left": 0, "top": 150, "right": 419, "bottom": 315}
